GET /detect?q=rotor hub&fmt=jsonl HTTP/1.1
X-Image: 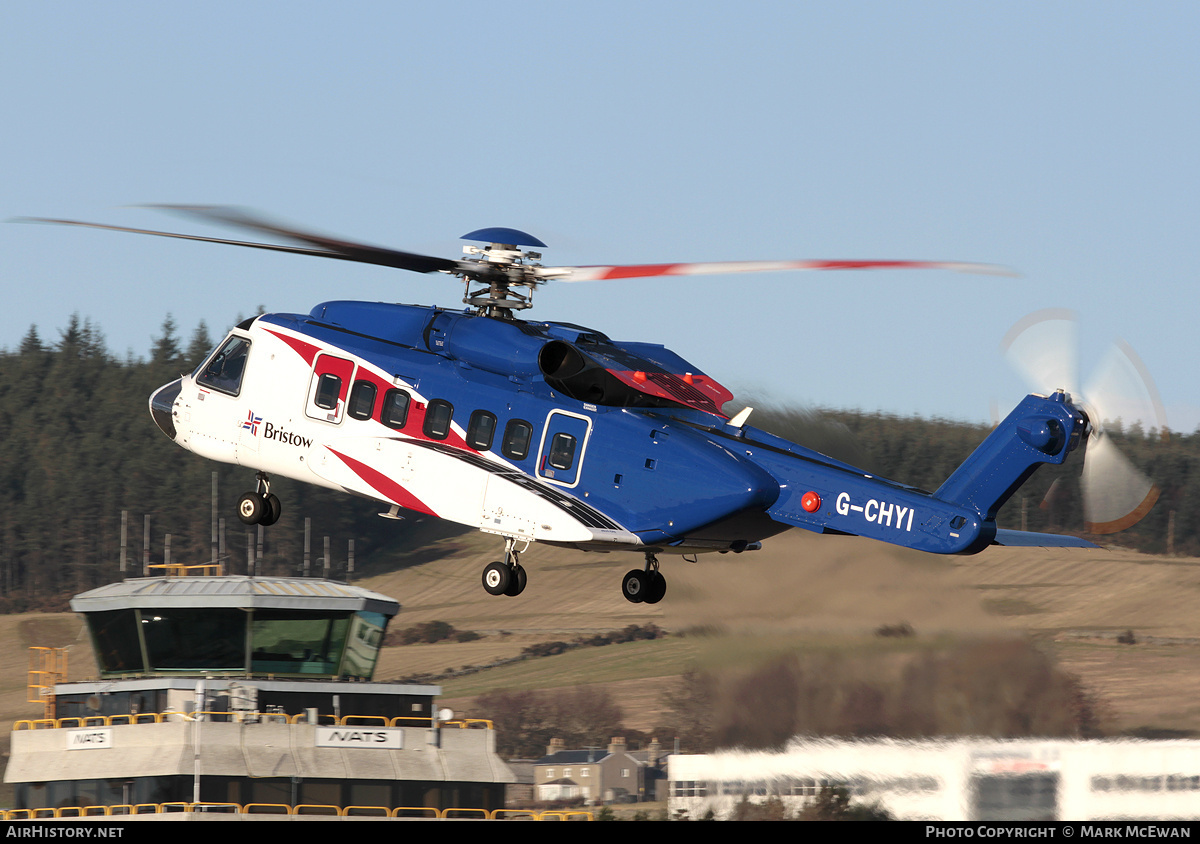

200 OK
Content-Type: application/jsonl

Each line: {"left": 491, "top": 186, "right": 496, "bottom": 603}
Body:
{"left": 458, "top": 230, "right": 548, "bottom": 318}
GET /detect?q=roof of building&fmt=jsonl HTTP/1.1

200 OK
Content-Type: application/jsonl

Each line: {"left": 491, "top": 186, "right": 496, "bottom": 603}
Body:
{"left": 535, "top": 748, "right": 646, "bottom": 765}
{"left": 69, "top": 575, "right": 400, "bottom": 616}
{"left": 536, "top": 749, "right": 605, "bottom": 765}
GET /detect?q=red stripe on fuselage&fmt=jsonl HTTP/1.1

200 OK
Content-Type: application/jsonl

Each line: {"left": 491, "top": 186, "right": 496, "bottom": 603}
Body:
{"left": 327, "top": 447, "right": 438, "bottom": 517}
{"left": 264, "top": 329, "right": 322, "bottom": 366}
{"left": 265, "top": 327, "right": 475, "bottom": 451}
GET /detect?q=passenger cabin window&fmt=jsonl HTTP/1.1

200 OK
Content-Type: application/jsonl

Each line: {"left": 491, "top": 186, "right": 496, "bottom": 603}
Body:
{"left": 548, "top": 433, "right": 577, "bottom": 470}
{"left": 314, "top": 373, "right": 342, "bottom": 411}
{"left": 467, "top": 410, "right": 497, "bottom": 450}
{"left": 502, "top": 419, "right": 533, "bottom": 460}
{"left": 423, "top": 399, "right": 453, "bottom": 440}
{"left": 305, "top": 354, "right": 354, "bottom": 425}
{"left": 348, "top": 380, "right": 377, "bottom": 421}
{"left": 382, "top": 389, "right": 411, "bottom": 429}
{"left": 197, "top": 336, "right": 251, "bottom": 396}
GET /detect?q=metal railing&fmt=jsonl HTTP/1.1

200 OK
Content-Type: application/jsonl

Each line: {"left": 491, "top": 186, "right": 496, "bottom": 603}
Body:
{"left": 1, "top": 803, "right": 593, "bottom": 820}
{"left": 14, "top": 712, "right": 490, "bottom": 730}
{"left": 146, "top": 562, "right": 224, "bottom": 577}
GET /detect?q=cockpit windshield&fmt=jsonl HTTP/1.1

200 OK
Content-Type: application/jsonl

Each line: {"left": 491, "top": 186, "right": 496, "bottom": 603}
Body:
{"left": 196, "top": 335, "right": 251, "bottom": 396}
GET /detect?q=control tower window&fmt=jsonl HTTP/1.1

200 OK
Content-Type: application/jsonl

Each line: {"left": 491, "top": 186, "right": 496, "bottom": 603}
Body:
{"left": 251, "top": 611, "right": 351, "bottom": 676}
{"left": 142, "top": 608, "right": 246, "bottom": 671}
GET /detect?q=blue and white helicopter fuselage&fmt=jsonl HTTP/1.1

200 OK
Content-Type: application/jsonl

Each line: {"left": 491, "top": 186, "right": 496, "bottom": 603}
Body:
{"left": 26, "top": 206, "right": 1101, "bottom": 603}
{"left": 151, "top": 298, "right": 1094, "bottom": 603}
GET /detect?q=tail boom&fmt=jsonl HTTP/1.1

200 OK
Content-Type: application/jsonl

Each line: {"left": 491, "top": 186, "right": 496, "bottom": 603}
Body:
{"left": 749, "top": 391, "right": 1088, "bottom": 555}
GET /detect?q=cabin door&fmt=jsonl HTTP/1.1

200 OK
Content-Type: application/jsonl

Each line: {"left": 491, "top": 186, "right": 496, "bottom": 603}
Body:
{"left": 536, "top": 411, "right": 591, "bottom": 488}
{"left": 305, "top": 353, "right": 356, "bottom": 424}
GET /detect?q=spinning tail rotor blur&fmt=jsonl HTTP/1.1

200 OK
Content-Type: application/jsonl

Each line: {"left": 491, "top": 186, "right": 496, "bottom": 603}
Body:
{"left": 1001, "top": 309, "right": 1167, "bottom": 534}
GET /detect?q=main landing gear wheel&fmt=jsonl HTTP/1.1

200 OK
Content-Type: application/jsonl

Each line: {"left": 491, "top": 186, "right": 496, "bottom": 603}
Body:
{"left": 482, "top": 562, "right": 511, "bottom": 596}
{"left": 504, "top": 563, "right": 527, "bottom": 597}
{"left": 483, "top": 538, "right": 528, "bottom": 597}
{"left": 622, "top": 569, "right": 648, "bottom": 603}
{"left": 622, "top": 553, "right": 666, "bottom": 604}
{"left": 644, "top": 570, "right": 666, "bottom": 604}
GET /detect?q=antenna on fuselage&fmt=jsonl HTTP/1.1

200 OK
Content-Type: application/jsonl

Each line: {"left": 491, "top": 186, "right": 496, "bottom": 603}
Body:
{"left": 729, "top": 407, "right": 754, "bottom": 427}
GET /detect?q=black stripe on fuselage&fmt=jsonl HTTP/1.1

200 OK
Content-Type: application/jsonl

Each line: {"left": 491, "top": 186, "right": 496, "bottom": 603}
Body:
{"left": 400, "top": 439, "right": 625, "bottom": 532}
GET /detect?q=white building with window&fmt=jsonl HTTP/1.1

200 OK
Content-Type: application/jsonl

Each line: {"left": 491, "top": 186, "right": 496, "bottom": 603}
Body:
{"left": 668, "top": 738, "right": 1200, "bottom": 821}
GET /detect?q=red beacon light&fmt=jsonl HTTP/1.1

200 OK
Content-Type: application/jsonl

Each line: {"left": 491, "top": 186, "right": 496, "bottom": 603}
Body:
{"left": 801, "top": 491, "right": 821, "bottom": 513}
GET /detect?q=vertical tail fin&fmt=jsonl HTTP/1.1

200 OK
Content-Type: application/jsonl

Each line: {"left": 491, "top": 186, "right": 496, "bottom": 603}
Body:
{"left": 935, "top": 391, "right": 1087, "bottom": 520}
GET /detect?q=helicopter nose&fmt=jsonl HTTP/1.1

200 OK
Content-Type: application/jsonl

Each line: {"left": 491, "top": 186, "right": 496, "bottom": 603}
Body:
{"left": 149, "top": 378, "right": 183, "bottom": 440}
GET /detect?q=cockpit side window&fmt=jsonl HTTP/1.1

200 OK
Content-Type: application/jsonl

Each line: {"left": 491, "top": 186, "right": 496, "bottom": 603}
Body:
{"left": 197, "top": 336, "right": 251, "bottom": 396}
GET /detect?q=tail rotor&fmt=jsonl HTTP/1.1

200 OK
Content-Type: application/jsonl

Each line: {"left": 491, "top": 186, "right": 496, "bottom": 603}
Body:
{"left": 1001, "top": 309, "right": 1167, "bottom": 534}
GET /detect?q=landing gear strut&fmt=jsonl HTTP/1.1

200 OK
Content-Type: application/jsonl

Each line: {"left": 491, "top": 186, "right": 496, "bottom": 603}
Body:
{"left": 482, "top": 538, "right": 527, "bottom": 597}
{"left": 238, "top": 472, "right": 281, "bottom": 526}
{"left": 622, "top": 552, "right": 666, "bottom": 604}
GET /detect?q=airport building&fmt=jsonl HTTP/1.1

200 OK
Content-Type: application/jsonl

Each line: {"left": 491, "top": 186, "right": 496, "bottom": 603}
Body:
{"left": 6, "top": 573, "right": 515, "bottom": 816}
{"left": 668, "top": 738, "right": 1200, "bottom": 821}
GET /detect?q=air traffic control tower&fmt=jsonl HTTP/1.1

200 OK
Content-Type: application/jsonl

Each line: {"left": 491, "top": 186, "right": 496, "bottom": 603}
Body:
{"left": 5, "top": 572, "right": 514, "bottom": 816}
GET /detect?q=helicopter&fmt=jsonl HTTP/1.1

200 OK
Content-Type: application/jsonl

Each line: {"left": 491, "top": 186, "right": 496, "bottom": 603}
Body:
{"left": 23, "top": 206, "right": 1160, "bottom": 604}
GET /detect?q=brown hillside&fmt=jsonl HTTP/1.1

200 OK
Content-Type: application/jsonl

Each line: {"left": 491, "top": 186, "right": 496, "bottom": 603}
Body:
{"left": 5, "top": 528, "right": 1199, "bottom": 749}
{"left": 357, "top": 528, "right": 1200, "bottom": 736}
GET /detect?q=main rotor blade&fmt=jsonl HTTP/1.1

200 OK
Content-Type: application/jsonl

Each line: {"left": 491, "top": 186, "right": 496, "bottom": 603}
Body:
{"left": 542, "top": 258, "right": 1017, "bottom": 283}
{"left": 17, "top": 212, "right": 461, "bottom": 275}
{"left": 144, "top": 205, "right": 459, "bottom": 269}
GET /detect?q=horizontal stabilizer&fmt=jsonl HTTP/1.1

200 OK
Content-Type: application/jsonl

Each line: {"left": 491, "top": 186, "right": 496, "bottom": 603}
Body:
{"left": 992, "top": 529, "right": 1098, "bottom": 549}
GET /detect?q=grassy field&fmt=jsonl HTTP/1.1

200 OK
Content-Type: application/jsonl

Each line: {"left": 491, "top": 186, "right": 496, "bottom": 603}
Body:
{"left": 4, "top": 524, "right": 1199, "bottom": 795}
{"left": 362, "top": 526, "right": 1200, "bottom": 736}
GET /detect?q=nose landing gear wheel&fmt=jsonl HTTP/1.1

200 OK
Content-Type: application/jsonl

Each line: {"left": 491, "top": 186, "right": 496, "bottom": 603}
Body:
{"left": 260, "top": 493, "right": 282, "bottom": 526}
{"left": 238, "top": 492, "right": 265, "bottom": 525}
{"left": 238, "top": 473, "right": 280, "bottom": 526}
{"left": 237, "top": 492, "right": 281, "bottom": 526}
{"left": 482, "top": 561, "right": 512, "bottom": 596}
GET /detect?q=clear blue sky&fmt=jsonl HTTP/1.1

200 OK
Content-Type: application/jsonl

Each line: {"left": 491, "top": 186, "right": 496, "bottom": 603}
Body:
{"left": 3, "top": 1, "right": 1197, "bottom": 431}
